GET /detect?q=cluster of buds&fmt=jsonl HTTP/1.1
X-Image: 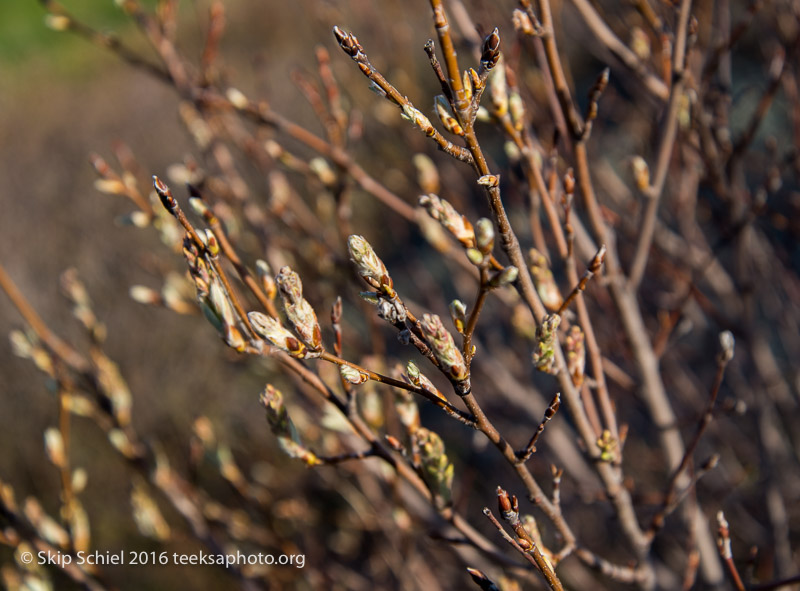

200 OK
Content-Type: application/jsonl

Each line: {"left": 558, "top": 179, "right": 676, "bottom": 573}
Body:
{"left": 414, "top": 427, "right": 454, "bottom": 506}
{"left": 420, "top": 314, "right": 469, "bottom": 392}
{"left": 529, "top": 249, "right": 564, "bottom": 311}
{"left": 419, "top": 194, "right": 475, "bottom": 248}
{"left": 532, "top": 314, "right": 561, "bottom": 374}
{"left": 261, "top": 385, "right": 319, "bottom": 466}
{"left": 275, "top": 266, "right": 323, "bottom": 354}
{"left": 183, "top": 236, "right": 246, "bottom": 352}
{"left": 596, "top": 429, "right": 618, "bottom": 462}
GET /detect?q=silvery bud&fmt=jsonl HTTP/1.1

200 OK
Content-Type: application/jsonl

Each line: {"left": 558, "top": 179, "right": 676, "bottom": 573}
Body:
{"left": 339, "top": 364, "right": 369, "bottom": 385}
{"left": 449, "top": 300, "right": 467, "bottom": 334}
{"left": 276, "top": 266, "right": 322, "bottom": 352}
{"left": 420, "top": 314, "right": 468, "bottom": 383}
{"left": 475, "top": 218, "right": 495, "bottom": 254}
{"left": 348, "top": 235, "right": 395, "bottom": 297}
{"left": 248, "top": 311, "right": 307, "bottom": 358}
{"left": 419, "top": 194, "right": 475, "bottom": 247}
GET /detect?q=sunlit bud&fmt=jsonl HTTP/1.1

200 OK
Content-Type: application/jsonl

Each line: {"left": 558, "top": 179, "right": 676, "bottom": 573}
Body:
{"left": 129, "top": 285, "right": 161, "bottom": 306}
{"left": 488, "top": 266, "right": 518, "bottom": 288}
{"left": 420, "top": 314, "right": 468, "bottom": 382}
{"left": 449, "top": 300, "right": 467, "bottom": 334}
{"left": 434, "top": 95, "right": 464, "bottom": 136}
{"left": 208, "top": 278, "right": 235, "bottom": 328}
{"left": 419, "top": 194, "right": 475, "bottom": 247}
{"left": 512, "top": 9, "right": 535, "bottom": 35}
{"left": 226, "top": 87, "right": 249, "bottom": 109}
{"left": 466, "top": 248, "right": 484, "bottom": 266}
{"left": 339, "top": 364, "right": 369, "bottom": 385}
{"left": 406, "top": 361, "right": 441, "bottom": 399}
{"left": 402, "top": 104, "right": 435, "bottom": 136}
{"left": 481, "top": 27, "right": 501, "bottom": 71}
{"left": 630, "top": 27, "right": 651, "bottom": 61}
{"left": 45, "top": 14, "right": 71, "bottom": 31}
{"left": 204, "top": 229, "right": 220, "bottom": 258}
{"left": 261, "top": 384, "right": 320, "bottom": 466}
{"left": 565, "top": 325, "right": 586, "bottom": 386}
{"left": 415, "top": 427, "right": 454, "bottom": 505}
{"left": 532, "top": 314, "right": 561, "bottom": 374}
{"left": 489, "top": 63, "right": 508, "bottom": 116}
{"left": 309, "top": 157, "right": 337, "bottom": 186}
{"left": 248, "top": 311, "right": 307, "bottom": 358}
{"left": 719, "top": 331, "right": 735, "bottom": 363}
{"left": 509, "top": 91, "right": 525, "bottom": 131}
{"left": 44, "top": 428, "right": 66, "bottom": 468}
{"left": 275, "top": 266, "right": 322, "bottom": 352}
{"left": 462, "top": 70, "right": 474, "bottom": 103}
{"left": 255, "top": 260, "right": 277, "bottom": 300}
{"left": 529, "top": 249, "right": 563, "bottom": 311}
{"left": 395, "top": 389, "right": 420, "bottom": 433}
{"left": 631, "top": 156, "right": 650, "bottom": 191}
{"left": 377, "top": 298, "right": 407, "bottom": 324}
{"left": 474, "top": 218, "right": 495, "bottom": 254}
{"left": 596, "top": 430, "right": 618, "bottom": 462}
{"left": 477, "top": 174, "right": 500, "bottom": 188}
{"left": 412, "top": 153, "right": 440, "bottom": 194}
{"left": 348, "top": 235, "right": 395, "bottom": 297}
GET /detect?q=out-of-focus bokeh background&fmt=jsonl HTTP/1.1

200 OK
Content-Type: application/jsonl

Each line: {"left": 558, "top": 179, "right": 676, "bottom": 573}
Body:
{"left": 2, "top": 1, "right": 800, "bottom": 589}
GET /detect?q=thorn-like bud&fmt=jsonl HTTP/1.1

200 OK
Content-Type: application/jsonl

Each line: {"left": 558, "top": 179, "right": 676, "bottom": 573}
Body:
{"left": 420, "top": 314, "right": 468, "bottom": 383}
{"left": 475, "top": 218, "right": 495, "bottom": 254}
{"left": 248, "top": 311, "right": 308, "bottom": 358}
{"left": 348, "top": 235, "right": 395, "bottom": 298}
{"left": 449, "top": 300, "right": 467, "bottom": 334}
{"left": 480, "top": 28, "right": 501, "bottom": 71}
